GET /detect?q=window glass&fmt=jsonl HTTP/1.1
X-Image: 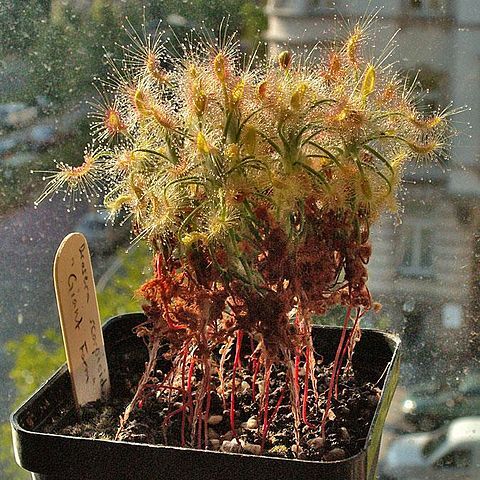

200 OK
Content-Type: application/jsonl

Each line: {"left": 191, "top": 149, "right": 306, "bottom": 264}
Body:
{"left": 1, "top": 1, "right": 479, "bottom": 479}
{"left": 420, "top": 228, "right": 433, "bottom": 269}
{"left": 401, "top": 226, "right": 414, "bottom": 268}
{"left": 0, "top": 2, "right": 266, "bottom": 477}
{"left": 399, "top": 223, "right": 434, "bottom": 277}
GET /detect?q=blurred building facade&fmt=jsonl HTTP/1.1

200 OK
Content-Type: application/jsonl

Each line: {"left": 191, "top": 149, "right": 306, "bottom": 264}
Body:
{"left": 265, "top": 0, "right": 480, "bottom": 378}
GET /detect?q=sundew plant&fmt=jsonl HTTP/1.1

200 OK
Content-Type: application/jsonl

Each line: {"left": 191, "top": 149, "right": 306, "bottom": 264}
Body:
{"left": 37, "top": 17, "right": 452, "bottom": 455}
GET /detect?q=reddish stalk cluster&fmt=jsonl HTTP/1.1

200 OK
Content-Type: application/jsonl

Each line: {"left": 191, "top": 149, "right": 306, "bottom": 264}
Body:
{"left": 119, "top": 201, "right": 373, "bottom": 451}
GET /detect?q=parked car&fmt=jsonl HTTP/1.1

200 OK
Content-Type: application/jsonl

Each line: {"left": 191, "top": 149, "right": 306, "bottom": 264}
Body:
{"left": 402, "top": 373, "right": 480, "bottom": 431}
{"left": 0, "top": 103, "right": 27, "bottom": 128}
{"left": 74, "top": 209, "right": 130, "bottom": 256}
{"left": 378, "top": 417, "right": 480, "bottom": 480}
{"left": 3, "top": 152, "right": 37, "bottom": 168}
{"left": 0, "top": 136, "right": 19, "bottom": 156}
{"left": 0, "top": 102, "right": 37, "bottom": 129}
{"left": 29, "top": 124, "right": 56, "bottom": 150}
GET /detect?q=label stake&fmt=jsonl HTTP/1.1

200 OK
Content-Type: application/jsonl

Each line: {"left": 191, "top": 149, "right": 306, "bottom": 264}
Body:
{"left": 54, "top": 232, "right": 111, "bottom": 407}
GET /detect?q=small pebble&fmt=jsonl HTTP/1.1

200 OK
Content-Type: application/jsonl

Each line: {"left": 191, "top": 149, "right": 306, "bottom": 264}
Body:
{"left": 291, "top": 444, "right": 303, "bottom": 457}
{"left": 339, "top": 427, "right": 350, "bottom": 442}
{"left": 243, "top": 443, "right": 261, "bottom": 455}
{"left": 308, "top": 437, "right": 325, "bottom": 450}
{"left": 209, "top": 439, "right": 220, "bottom": 450}
{"left": 222, "top": 430, "right": 235, "bottom": 441}
{"left": 326, "top": 409, "right": 336, "bottom": 421}
{"left": 221, "top": 439, "right": 243, "bottom": 453}
{"left": 246, "top": 416, "right": 258, "bottom": 429}
{"left": 324, "top": 448, "right": 346, "bottom": 461}
{"left": 207, "top": 415, "right": 223, "bottom": 425}
{"left": 240, "top": 381, "right": 251, "bottom": 394}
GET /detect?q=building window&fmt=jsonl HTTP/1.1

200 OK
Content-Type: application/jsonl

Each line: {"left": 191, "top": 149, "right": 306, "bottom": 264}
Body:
{"left": 399, "top": 224, "right": 434, "bottom": 277}
{"left": 402, "top": 66, "right": 449, "bottom": 170}
{"left": 413, "top": 66, "right": 447, "bottom": 114}
{"left": 405, "top": 0, "right": 449, "bottom": 16}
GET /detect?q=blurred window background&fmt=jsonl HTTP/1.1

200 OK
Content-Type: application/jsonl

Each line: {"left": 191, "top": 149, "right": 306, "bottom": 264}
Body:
{"left": 0, "top": 1, "right": 479, "bottom": 479}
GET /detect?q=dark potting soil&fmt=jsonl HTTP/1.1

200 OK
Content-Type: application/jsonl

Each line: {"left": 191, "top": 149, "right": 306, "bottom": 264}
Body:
{"left": 40, "top": 343, "right": 382, "bottom": 462}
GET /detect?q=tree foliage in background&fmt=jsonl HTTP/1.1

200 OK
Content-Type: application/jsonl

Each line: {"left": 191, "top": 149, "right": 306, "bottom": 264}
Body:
{"left": 1, "top": 0, "right": 266, "bottom": 105}
{"left": 147, "top": 0, "right": 266, "bottom": 41}
{"left": 3, "top": 1, "right": 140, "bottom": 106}
{"left": 0, "top": 0, "right": 51, "bottom": 56}
{"left": 0, "top": 330, "right": 65, "bottom": 480}
{"left": 5, "top": 331, "right": 65, "bottom": 403}
{"left": 0, "top": 0, "right": 267, "bottom": 212}
{"left": 97, "top": 244, "right": 151, "bottom": 320}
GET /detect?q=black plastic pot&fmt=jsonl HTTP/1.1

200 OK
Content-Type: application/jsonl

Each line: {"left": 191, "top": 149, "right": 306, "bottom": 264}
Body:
{"left": 11, "top": 313, "right": 400, "bottom": 480}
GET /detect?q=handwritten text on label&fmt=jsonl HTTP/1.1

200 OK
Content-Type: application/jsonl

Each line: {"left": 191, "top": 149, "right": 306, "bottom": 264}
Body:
{"left": 54, "top": 233, "right": 110, "bottom": 407}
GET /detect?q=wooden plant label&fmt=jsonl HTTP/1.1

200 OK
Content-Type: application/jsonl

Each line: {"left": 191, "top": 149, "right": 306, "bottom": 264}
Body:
{"left": 54, "top": 232, "right": 110, "bottom": 407}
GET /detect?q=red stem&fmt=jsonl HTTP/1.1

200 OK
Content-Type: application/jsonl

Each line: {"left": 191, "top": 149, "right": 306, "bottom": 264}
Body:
{"left": 294, "top": 352, "right": 301, "bottom": 412}
{"left": 204, "top": 370, "right": 212, "bottom": 448}
{"left": 265, "top": 386, "right": 285, "bottom": 433}
{"left": 249, "top": 337, "right": 255, "bottom": 362}
{"left": 302, "top": 348, "right": 315, "bottom": 428}
{"left": 251, "top": 356, "right": 260, "bottom": 401}
{"left": 334, "top": 309, "right": 361, "bottom": 397}
{"left": 180, "top": 350, "right": 188, "bottom": 447}
{"left": 321, "top": 306, "right": 351, "bottom": 438}
{"left": 155, "top": 253, "right": 162, "bottom": 278}
{"left": 197, "top": 407, "right": 203, "bottom": 449}
{"left": 260, "top": 361, "right": 272, "bottom": 452}
{"left": 230, "top": 330, "right": 244, "bottom": 436}
{"left": 332, "top": 307, "right": 352, "bottom": 393}
{"left": 187, "top": 358, "right": 196, "bottom": 427}
{"left": 248, "top": 336, "right": 256, "bottom": 400}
